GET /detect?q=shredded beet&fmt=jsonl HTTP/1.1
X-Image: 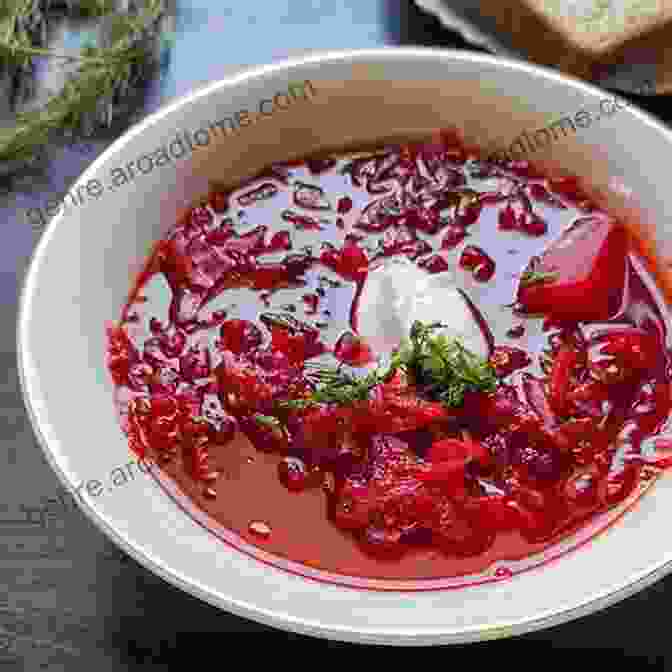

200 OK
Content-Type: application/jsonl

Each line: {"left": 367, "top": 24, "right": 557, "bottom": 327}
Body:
{"left": 108, "top": 130, "right": 672, "bottom": 578}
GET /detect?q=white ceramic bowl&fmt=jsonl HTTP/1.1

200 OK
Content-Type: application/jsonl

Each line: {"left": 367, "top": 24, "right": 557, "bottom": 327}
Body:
{"left": 18, "top": 48, "right": 672, "bottom": 645}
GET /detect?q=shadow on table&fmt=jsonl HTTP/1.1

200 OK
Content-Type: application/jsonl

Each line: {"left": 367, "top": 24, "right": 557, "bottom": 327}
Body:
{"left": 99, "top": 546, "right": 670, "bottom": 664}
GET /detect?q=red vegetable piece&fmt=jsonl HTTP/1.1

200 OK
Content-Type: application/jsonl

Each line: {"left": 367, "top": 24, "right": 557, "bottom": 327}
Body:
{"left": 334, "top": 331, "right": 374, "bottom": 366}
{"left": 418, "top": 254, "right": 449, "bottom": 274}
{"left": 441, "top": 224, "right": 468, "bottom": 249}
{"left": 344, "top": 395, "right": 453, "bottom": 435}
{"left": 238, "top": 415, "right": 289, "bottom": 454}
{"left": 332, "top": 483, "right": 373, "bottom": 530}
{"left": 267, "top": 230, "right": 292, "bottom": 253}
{"left": 520, "top": 213, "right": 548, "bottom": 237}
{"left": 462, "top": 390, "right": 540, "bottom": 435}
{"left": 106, "top": 324, "right": 140, "bottom": 386}
{"left": 307, "top": 158, "right": 337, "bottom": 174}
{"left": 465, "top": 496, "right": 523, "bottom": 532}
{"left": 498, "top": 204, "right": 518, "bottom": 231}
{"left": 278, "top": 457, "right": 309, "bottom": 491}
{"left": 548, "top": 345, "right": 579, "bottom": 416}
{"left": 214, "top": 352, "right": 274, "bottom": 411}
{"left": 249, "top": 263, "right": 292, "bottom": 290}
{"left": 567, "top": 379, "right": 610, "bottom": 404}
{"left": 433, "top": 505, "right": 495, "bottom": 557}
{"left": 415, "top": 457, "right": 467, "bottom": 495}
{"left": 589, "top": 329, "right": 660, "bottom": 384}
{"left": 404, "top": 207, "right": 442, "bottom": 235}
{"left": 223, "top": 225, "right": 268, "bottom": 256}
{"left": 564, "top": 466, "right": 603, "bottom": 507}
{"left": 157, "top": 239, "right": 194, "bottom": 287}
{"left": 188, "top": 206, "right": 213, "bottom": 232}
{"left": 517, "top": 216, "right": 627, "bottom": 321}
{"left": 528, "top": 183, "right": 567, "bottom": 209}
{"left": 605, "top": 464, "right": 640, "bottom": 506}
{"left": 520, "top": 373, "right": 557, "bottom": 428}
{"left": 179, "top": 345, "right": 211, "bottom": 381}
{"left": 489, "top": 346, "right": 531, "bottom": 377}
{"left": 517, "top": 493, "right": 568, "bottom": 543}
{"left": 459, "top": 244, "right": 487, "bottom": 270}
{"left": 320, "top": 240, "right": 368, "bottom": 281}
{"left": 337, "top": 196, "right": 353, "bottom": 214}
{"left": 623, "top": 380, "right": 672, "bottom": 439}
{"left": 546, "top": 176, "right": 594, "bottom": 209}
{"left": 459, "top": 245, "right": 495, "bottom": 281}
{"left": 427, "top": 438, "right": 491, "bottom": 468}
{"left": 271, "top": 326, "right": 325, "bottom": 365}
{"left": 219, "top": 319, "right": 263, "bottom": 355}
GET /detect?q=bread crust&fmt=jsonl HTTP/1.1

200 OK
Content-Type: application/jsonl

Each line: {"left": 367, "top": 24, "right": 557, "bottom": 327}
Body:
{"left": 478, "top": 1, "right": 672, "bottom": 84}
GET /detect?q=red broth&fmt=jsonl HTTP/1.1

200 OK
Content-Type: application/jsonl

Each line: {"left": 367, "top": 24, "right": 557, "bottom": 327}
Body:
{"left": 107, "top": 131, "right": 672, "bottom": 584}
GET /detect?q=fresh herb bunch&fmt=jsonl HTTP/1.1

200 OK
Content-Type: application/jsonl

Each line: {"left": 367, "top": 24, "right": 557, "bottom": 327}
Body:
{"left": 63, "top": 0, "right": 115, "bottom": 17}
{"left": 280, "top": 321, "right": 498, "bottom": 411}
{"left": 0, "top": 0, "right": 166, "bottom": 171}
{"left": 391, "top": 321, "right": 497, "bottom": 406}
{"left": 0, "top": 0, "right": 47, "bottom": 104}
{"left": 1, "top": 1, "right": 37, "bottom": 64}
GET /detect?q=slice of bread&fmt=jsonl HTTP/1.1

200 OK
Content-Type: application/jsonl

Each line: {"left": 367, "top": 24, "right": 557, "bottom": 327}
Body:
{"left": 478, "top": 1, "right": 672, "bottom": 86}
{"left": 538, "top": 1, "right": 670, "bottom": 53}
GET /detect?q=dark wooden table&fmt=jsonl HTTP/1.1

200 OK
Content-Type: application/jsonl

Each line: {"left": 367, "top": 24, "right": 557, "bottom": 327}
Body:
{"left": 2, "top": 1, "right": 671, "bottom": 668}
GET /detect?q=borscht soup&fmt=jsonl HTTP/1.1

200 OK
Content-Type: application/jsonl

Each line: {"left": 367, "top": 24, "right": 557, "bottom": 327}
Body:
{"left": 107, "top": 130, "right": 672, "bottom": 585}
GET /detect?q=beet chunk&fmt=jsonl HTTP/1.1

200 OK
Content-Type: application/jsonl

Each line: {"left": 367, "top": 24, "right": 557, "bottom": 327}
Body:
{"left": 517, "top": 216, "right": 627, "bottom": 322}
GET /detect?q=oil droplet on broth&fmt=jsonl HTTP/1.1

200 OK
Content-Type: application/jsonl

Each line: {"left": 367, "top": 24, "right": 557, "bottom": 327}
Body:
{"left": 249, "top": 521, "right": 272, "bottom": 539}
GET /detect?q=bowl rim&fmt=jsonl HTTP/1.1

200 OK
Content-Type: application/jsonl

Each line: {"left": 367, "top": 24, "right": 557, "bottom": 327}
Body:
{"left": 16, "top": 46, "right": 672, "bottom": 645}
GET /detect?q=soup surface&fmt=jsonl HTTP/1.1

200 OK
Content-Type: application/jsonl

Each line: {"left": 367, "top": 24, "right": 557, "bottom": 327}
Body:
{"left": 107, "top": 131, "right": 672, "bottom": 583}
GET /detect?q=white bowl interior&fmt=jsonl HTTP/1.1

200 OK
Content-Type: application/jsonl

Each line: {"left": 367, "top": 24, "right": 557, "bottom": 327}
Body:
{"left": 18, "top": 50, "right": 672, "bottom": 644}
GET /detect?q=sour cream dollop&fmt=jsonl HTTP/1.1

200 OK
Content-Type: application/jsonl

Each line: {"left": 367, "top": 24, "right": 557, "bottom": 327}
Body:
{"left": 356, "top": 257, "right": 489, "bottom": 360}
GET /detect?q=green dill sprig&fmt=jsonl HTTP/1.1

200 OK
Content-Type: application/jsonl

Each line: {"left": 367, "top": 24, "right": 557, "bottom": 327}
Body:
{"left": 279, "top": 321, "right": 498, "bottom": 411}
{"left": 253, "top": 413, "right": 281, "bottom": 428}
{"left": 391, "top": 321, "right": 497, "bottom": 407}
{"left": 308, "top": 365, "right": 387, "bottom": 403}
{"left": 279, "top": 364, "right": 388, "bottom": 410}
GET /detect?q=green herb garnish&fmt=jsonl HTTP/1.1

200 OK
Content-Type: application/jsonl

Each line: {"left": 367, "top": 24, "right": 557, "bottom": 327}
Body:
{"left": 280, "top": 365, "right": 388, "bottom": 410}
{"left": 519, "top": 270, "right": 559, "bottom": 288}
{"left": 391, "top": 321, "right": 497, "bottom": 407}
{"left": 308, "top": 366, "right": 387, "bottom": 404}
{"left": 279, "top": 321, "right": 498, "bottom": 411}
{"left": 253, "top": 414, "right": 282, "bottom": 428}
